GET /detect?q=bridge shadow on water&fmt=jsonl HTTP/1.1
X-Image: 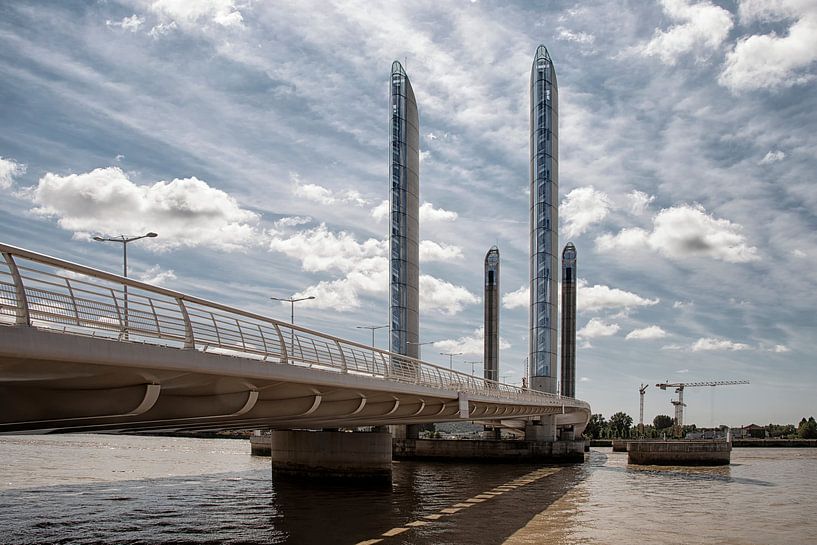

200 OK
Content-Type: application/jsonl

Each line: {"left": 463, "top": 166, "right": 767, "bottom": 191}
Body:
{"left": 272, "top": 455, "right": 595, "bottom": 545}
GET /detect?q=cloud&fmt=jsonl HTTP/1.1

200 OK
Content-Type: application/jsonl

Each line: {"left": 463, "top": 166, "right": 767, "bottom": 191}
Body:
{"left": 419, "top": 275, "right": 478, "bottom": 315}
{"left": 771, "top": 344, "right": 791, "bottom": 353}
{"left": 269, "top": 223, "right": 474, "bottom": 313}
{"left": 578, "top": 279, "right": 659, "bottom": 312}
{"left": 627, "top": 190, "right": 655, "bottom": 215}
{"left": 292, "top": 175, "right": 368, "bottom": 206}
{"left": 106, "top": 15, "right": 144, "bottom": 32}
{"left": 691, "top": 337, "right": 752, "bottom": 351}
{"left": 759, "top": 150, "right": 786, "bottom": 165}
{"left": 556, "top": 27, "right": 595, "bottom": 45}
{"left": 637, "top": 0, "right": 734, "bottom": 64}
{"left": 720, "top": 1, "right": 817, "bottom": 92}
{"left": 26, "top": 167, "right": 260, "bottom": 251}
{"left": 274, "top": 216, "right": 312, "bottom": 228}
{"left": 673, "top": 300, "right": 693, "bottom": 308}
{"left": 144, "top": 0, "right": 245, "bottom": 29}
{"left": 419, "top": 240, "right": 463, "bottom": 262}
{"left": 579, "top": 376, "right": 590, "bottom": 382}
{"left": 434, "top": 326, "right": 510, "bottom": 355}
{"left": 369, "top": 201, "right": 457, "bottom": 223}
{"left": 137, "top": 265, "right": 177, "bottom": 286}
{"left": 596, "top": 204, "right": 759, "bottom": 263}
{"left": 577, "top": 318, "right": 620, "bottom": 339}
{"left": 502, "top": 285, "right": 528, "bottom": 310}
{"left": 626, "top": 325, "right": 669, "bottom": 340}
{"left": 792, "top": 249, "right": 806, "bottom": 258}
{"left": 148, "top": 21, "right": 177, "bottom": 37}
{"left": 419, "top": 202, "right": 458, "bottom": 222}
{"left": 0, "top": 157, "right": 26, "bottom": 189}
{"left": 561, "top": 186, "right": 611, "bottom": 239}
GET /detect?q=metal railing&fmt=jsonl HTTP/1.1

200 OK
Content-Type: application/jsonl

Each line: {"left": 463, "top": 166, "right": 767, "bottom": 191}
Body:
{"left": 0, "top": 242, "right": 589, "bottom": 409}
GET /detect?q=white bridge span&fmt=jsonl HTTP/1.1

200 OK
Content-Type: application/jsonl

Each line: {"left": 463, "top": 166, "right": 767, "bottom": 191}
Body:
{"left": 0, "top": 242, "right": 590, "bottom": 435}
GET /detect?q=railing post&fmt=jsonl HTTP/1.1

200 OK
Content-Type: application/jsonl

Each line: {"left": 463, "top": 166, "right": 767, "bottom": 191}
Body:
{"left": 177, "top": 298, "right": 195, "bottom": 349}
{"left": 335, "top": 340, "right": 348, "bottom": 373}
{"left": 2, "top": 252, "right": 30, "bottom": 326}
{"left": 272, "top": 322, "right": 288, "bottom": 363}
{"left": 64, "top": 278, "right": 81, "bottom": 326}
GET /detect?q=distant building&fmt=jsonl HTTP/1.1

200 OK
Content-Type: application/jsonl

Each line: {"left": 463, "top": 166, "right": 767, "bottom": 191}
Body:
{"left": 484, "top": 247, "right": 500, "bottom": 382}
{"left": 389, "top": 60, "right": 420, "bottom": 359}
{"left": 528, "top": 45, "right": 559, "bottom": 394}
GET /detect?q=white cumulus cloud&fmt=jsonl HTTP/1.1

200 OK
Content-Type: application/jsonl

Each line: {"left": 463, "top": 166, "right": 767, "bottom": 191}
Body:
{"left": 106, "top": 14, "right": 144, "bottom": 32}
{"left": 561, "top": 186, "right": 611, "bottom": 239}
{"left": 577, "top": 318, "right": 620, "bottom": 339}
{"left": 26, "top": 167, "right": 260, "bottom": 251}
{"left": 638, "top": 0, "right": 734, "bottom": 64}
{"left": 137, "top": 265, "right": 177, "bottom": 286}
{"left": 626, "top": 325, "right": 668, "bottom": 340}
{"left": 419, "top": 240, "right": 463, "bottom": 262}
{"left": 691, "top": 337, "right": 752, "bottom": 351}
{"left": 434, "top": 326, "right": 510, "bottom": 355}
{"left": 627, "top": 190, "right": 655, "bottom": 215}
{"left": 720, "top": 1, "right": 817, "bottom": 92}
{"left": 420, "top": 275, "right": 478, "bottom": 315}
{"left": 596, "top": 204, "right": 759, "bottom": 263}
{"left": 578, "top": 279, "right": 659, "bottom": 312}
{"left": 759, "top": 150, "right": 786, "bottom": 165}
{"left": 419, "top": 202, "right": 458, "bottom": 222}
{"left": 0, "top": 156, "right": 26, "bottom": 189}
{"left": 144, "top": 0, "right": 244, "bottom": 29}
{"left": 502, "top": 285, "right": 528, "bottom": 310}
{"left": 292, "top": 175, "right": 368, "bottom": 206}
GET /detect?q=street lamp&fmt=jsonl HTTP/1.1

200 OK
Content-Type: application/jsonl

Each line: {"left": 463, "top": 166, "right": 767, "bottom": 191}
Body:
{"left": 439, "top": 351, "right": 463, "bottom": 370}
{"left": 270, "top": 295, "right": 316, "bottom": 325}
{"left": 356, "top": 324, "right": 388, "bottom": 348}
{"left": 464, "top": 360, "right": 482, "bottom": 376}
{"left": 271, "top": 295, "right": 316, "bottom": 362}
{"left": 93, "top": 232, "right": 158, "bottom": 338}
{"left": 407, "top": 340, "right": 439, "bottom": 359}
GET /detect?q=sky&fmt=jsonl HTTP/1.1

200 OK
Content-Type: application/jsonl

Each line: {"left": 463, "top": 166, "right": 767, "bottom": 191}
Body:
{"left": 1, "top": 0, "right": 816, "bottom": 428}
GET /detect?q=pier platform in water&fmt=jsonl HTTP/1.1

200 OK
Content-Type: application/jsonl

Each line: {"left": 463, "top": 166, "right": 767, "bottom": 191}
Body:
{"left": 627, "top": 439, "right": 731, "bottom": 465}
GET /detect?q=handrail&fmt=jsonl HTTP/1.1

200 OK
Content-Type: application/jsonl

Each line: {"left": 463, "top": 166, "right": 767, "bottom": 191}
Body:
{"left": 0, "top": 241, "right": 590, "bottom": 410}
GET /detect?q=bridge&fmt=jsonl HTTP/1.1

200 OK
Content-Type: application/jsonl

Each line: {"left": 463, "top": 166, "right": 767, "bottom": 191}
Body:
{"left": 0, "top": 242, "right": 591, "bottom": 437}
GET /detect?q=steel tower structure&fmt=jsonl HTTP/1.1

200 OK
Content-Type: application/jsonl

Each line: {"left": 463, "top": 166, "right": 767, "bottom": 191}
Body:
{"left": 389, "top": 61, "right": 420, "bottom": 359}
{"left": 484, "top": 246, "right": 500, "bottom": 383}
{"left": 560, "top": 242, "right": 576, "bottom": 398}
{"left": 528, "top": 45, "right": 559, "bottom": 394}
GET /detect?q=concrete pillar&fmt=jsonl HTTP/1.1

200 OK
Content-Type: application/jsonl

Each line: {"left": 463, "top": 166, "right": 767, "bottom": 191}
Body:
{"left": 270, "top": 430, "right": 392, "bottom": 480}
{"left": 525, "top": 416, "right": 556, "bottom": 442}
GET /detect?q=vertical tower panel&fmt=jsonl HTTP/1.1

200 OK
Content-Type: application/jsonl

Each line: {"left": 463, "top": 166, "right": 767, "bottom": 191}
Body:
{"left": 529, "top": 45, "right": 559, "bottom": 393}
{"left": 561, "top": 242, "right": 577, "bottom": 398}
{"left": 389, "top": 61, "right": 420, "bottom": 358}
{"left": 484, "top": 247, "right": 500, "bottom": 382}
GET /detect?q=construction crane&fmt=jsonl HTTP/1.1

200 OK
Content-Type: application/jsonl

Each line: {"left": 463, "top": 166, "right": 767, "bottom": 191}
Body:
{"left": 638, "top": 384, "right": 649, "bottom": 434}
{"left": 656, "top": 380, "right": 749, "bottom": 430}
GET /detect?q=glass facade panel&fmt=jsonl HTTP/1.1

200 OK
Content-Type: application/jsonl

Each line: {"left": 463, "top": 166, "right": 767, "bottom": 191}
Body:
{"left": 389, "top": 61, "right": 420, "bottom": 359}
{"left": 528, "top": 46, "right": 559, "bottom": 393}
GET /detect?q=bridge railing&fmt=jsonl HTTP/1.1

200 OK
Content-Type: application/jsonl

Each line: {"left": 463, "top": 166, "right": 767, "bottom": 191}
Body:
{"left": 0, "top": 242, "right": 589, "bottom": 409}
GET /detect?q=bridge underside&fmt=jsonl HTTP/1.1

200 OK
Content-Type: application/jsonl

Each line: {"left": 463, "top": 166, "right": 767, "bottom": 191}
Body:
{"left": 0, "top": 326, "right": 588, "bottom": 435}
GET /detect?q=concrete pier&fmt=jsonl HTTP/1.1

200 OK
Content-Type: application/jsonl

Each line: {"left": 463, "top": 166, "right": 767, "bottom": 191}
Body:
{"left": 250, "top": 433, "right": 271, "bottom": 456}
{"left": 628, "top": 439, "right": 731, "bottom": 466}
{"left": 270, "top": 430, "right": 392, "bottom": 480}
{"left": 393, "top": 438, "right": 586, "bottom": 463}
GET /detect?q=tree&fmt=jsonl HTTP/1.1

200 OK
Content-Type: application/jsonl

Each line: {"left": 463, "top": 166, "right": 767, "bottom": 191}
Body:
{"left": 798, "top": 416, "right": 817, "bottom": 439}
{"left": 653, "top": 414, "right": 673, "bottom": 431}
{"left": 584, "top": 413, "right": 608, "bottom": 439}
{"left": 609, "top": 412, "right": 633, "bottom": 438}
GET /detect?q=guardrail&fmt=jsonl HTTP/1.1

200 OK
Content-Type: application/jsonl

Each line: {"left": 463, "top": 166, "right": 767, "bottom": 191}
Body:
{"left": 0, "top": 242, "right": 589, "bottom": 409}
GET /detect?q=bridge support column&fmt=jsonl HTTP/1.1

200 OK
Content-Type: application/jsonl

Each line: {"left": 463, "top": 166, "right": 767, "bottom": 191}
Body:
{"left": 389, "top": 424, "right": 419, "bottom": 440}
{"left": 525, "top": 416, "right": 556, "bottom": 442}
{"left": 270, "top": 430, "right": 392, "bottom": 481}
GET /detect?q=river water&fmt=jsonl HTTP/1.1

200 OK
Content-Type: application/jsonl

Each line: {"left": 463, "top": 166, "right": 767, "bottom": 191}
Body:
{"left": 1, "top": 435, "right": 815, "bottom": 544}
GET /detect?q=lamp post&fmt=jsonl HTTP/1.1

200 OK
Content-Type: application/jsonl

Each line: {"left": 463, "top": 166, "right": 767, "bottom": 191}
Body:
{"left": 439, "top": 351, "right": 463, "bottom": 370}
{"left": 356, "top": 324, "right": 388, "bottom": 348}
{"left": 270, "top": 295, "right": 315, "bottom": 361}
{"left": 464, "top": 360, "right": 482, "bottom": 376}
{"left": 407, "top": 340, "right": 439, "bottom": 359}
{"left": 93, "top": 232, "right": 158, "bottom": 339}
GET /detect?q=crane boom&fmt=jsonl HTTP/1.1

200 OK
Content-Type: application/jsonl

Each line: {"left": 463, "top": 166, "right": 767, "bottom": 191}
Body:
{"left": 654, "top": 380, "right": 749, "bottom": 431}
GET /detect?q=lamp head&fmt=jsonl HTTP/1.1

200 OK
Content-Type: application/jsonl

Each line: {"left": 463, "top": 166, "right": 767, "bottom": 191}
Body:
{"left": 146, "top": 232, "right": 158, "bottom": 238}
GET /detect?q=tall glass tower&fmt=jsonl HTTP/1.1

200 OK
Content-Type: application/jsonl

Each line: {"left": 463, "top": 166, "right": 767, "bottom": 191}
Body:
{"left": 528, "top": 45, "right": 558, "bottom": 393}
{"left": 561, "top": 242, "right": 576, "bottom": 398}
{"left": 389, "top": 61, "right": 420, "bottom": 358}
{"left": 484, "top": 246, "right": 500, "bottom": 383}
